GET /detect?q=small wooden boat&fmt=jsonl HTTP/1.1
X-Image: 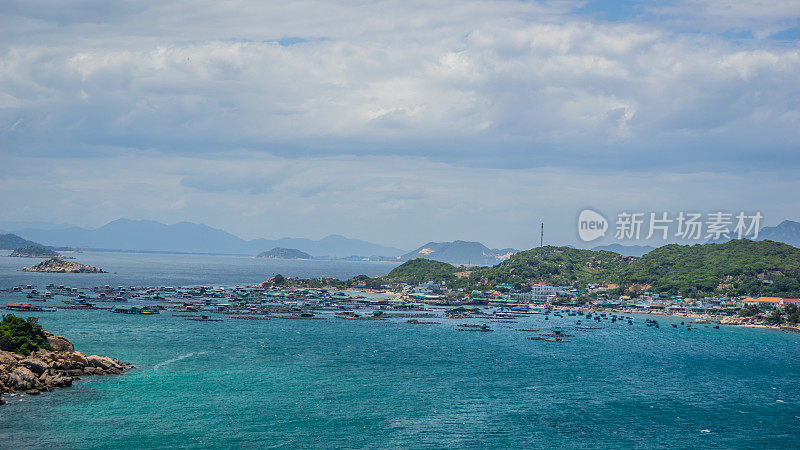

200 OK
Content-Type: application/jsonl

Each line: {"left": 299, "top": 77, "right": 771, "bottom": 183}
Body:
{"left": 458, "top": 324, "right": 492, "bottom": 332}
{"left": 525, "top": 336, "right": 569, "bottom": 342}
{"left": 406, "top": 319, "right": 441, "bottom": 324}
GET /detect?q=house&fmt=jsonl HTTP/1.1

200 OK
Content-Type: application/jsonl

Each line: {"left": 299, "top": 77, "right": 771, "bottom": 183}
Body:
{"left": 111, "top": 305, "right": 143, "bottom": 314}
{"left": 416, "top": 281, "right": 446, "bottom": 294}
{"left": 510, "top": 284, "right": 571, "bottom": 303}
{"left": 742, "top": 297, "right": 796, "bottom": 308}
{"left": 6, "top": 302, "right": 38, "bottom": 311}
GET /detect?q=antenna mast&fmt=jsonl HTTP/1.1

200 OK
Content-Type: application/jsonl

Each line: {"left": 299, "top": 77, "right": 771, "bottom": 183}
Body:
{"left": 540, "top": 223, "right": 544, "bottom": 248}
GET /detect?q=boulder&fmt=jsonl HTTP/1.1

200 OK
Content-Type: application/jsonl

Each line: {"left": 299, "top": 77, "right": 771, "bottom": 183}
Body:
{"left": 20, "top": 358, "right": 50, "bottom": 376}
{"left": 0, "top": 332, "right": 127, "bottom": 400}
{"left": 69, "top": 352, "right": 88, "bottom": 366}
{"left": 8, "top": 367, "right": 38, "bottom": 391}
{"left": 49, "top": 375, "right": 72, "bottom": 388}
{"left": 34, "top": 348, "right": 54, "bottom": 360}
{"left": 86, "top": 355, "right": 120, "bottom": 371}
{"left": 45, "top": 333, "right": 74, "bottom": 352}
{"left": 0, "top": 351, "right": 20, "bottom": 365}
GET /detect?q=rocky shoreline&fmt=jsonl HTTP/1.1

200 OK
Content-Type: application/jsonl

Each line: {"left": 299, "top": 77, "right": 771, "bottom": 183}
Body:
{"left": 21, "top": 257, "right": 105, "bottom": 273}
{"left": 0, "top": 332, "right": 131, "bottom": 404}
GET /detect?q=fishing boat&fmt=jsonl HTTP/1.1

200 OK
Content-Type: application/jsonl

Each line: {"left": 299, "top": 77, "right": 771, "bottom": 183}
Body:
{"left": 526, "top": 336, "right": 569, "bottom": 342}
{"left": 185, "top": 315, "right": 223, "bottom": 322}
{"left": 458, "top": 324, "right": 492, "bottom": 332}
{"left": 406, "top": 319, "right": 441, "bottom": 324}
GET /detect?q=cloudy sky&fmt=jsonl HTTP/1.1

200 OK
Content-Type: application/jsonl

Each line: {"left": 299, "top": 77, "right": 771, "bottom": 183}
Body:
{"left": 1, "top": 0, "right": 798, "bottom": 250}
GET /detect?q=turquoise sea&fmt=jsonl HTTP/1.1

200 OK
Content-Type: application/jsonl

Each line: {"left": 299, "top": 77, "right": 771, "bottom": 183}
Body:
{"left": 1, "top": 252, "right": 799, "bottom": 448}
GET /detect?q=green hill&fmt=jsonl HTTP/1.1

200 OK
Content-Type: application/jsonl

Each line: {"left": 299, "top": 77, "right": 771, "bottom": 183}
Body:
{"left": 386, "top": 258, "right": 461, "bottom": 285}
{"left": 379, "top": 241, "right": 800, "bottom": 297}
{"left": 621, "top": 240, "right": 800, "bottom": 297}
{"left": 480, "top": 246, "right": 632, "bottom": 287}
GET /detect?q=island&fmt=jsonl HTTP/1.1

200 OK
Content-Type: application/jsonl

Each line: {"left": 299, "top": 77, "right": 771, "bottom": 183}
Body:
{"left": 9, "top": 246, "right": 61, "bottom": 258}
{"left": 256, "top": 247, "right": 313, "bottom": 260}
{"left": 0, "top": 314, "right": 131, "bottom": 402}
{"left": 21, "top": 258, "right": 105, "bottom": 273}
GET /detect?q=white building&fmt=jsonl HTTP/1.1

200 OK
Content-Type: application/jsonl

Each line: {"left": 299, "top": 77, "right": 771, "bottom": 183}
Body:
{"left": 510, "top": 284, "right": 571, "bottom": 303}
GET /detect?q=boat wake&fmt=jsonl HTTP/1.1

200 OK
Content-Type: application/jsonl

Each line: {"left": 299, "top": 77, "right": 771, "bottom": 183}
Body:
{"left": 153, "top": 351, "right": 206, "bottom": 371}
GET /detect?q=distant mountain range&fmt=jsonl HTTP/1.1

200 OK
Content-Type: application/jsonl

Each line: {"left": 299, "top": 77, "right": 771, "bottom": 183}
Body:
{"left": 0, "top": 233, "right": 40, "bottom": 250}
{"left": 758, "top": 220, "right": 800, "bottom": 248}
{"left": 5, "top": 218, "right": 797, "bottom": 261}
{"left": 6, "top": 219, "right": 406, "bottom": 258}
{"left": 400, "top": 240, "right": 516, "bottom": 266}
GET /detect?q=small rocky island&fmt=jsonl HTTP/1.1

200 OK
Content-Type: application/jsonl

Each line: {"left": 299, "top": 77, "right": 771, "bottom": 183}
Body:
{"left": 9, "top": 246, "right": 61, "bottom": 258}
{"left": 21, "top": 258, "right": 105, "bottom": 273}
{"left": 0, "top": 315, "right": 131, "bottom": 403}
{"left": 256, "top": 247, "right": 313, "bottom": 260}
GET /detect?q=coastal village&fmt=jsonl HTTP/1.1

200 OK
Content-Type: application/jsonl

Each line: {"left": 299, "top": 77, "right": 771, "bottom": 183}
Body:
{"left": 4, "top": 277, "right": 799, "bottom": 334}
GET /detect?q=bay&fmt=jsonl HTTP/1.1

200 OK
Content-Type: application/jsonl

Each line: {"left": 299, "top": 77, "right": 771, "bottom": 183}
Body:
{"left": 0, "top": 252, "right": 799, "bottom": 448}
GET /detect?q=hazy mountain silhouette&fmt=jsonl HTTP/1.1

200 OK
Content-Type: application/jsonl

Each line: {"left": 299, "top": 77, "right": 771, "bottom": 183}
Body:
{"left": 400, "top": 240, "right": 516, "bottom": 265}
{"left": 11, "top": 218, "right": 406, "bottom": 257}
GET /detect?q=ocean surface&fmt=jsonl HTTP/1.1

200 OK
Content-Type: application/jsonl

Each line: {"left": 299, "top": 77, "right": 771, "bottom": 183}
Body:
{"left": 1, "top": 252, "right": 799, "bottom": 448}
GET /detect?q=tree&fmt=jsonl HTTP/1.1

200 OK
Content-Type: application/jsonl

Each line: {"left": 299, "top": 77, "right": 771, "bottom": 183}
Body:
{"left": 784, "top": 304, "right": 800, "bottom": 324}
{"left": 272, "top": 274, "right": 286, "bottom": 285}
{"left": 764, "top": 307, "right": 784, "bottom": 325}
{"left": 0, "top": 314, "right": 52, "bottom": 355}
{"left": 738, "top": 304, "right": 761, "bottom": 317}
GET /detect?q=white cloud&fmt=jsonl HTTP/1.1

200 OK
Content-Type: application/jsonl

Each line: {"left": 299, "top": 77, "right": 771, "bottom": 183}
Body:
{"left": 0, "top": 0, "right": 797, "bottom": 162}
{"left": 0, "top": 0, "right": 798, "bottom": 247}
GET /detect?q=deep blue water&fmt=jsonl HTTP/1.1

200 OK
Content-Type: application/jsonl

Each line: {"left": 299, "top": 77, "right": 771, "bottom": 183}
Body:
{"left": 1, "top": 253, "right": 799, "bottom": 448}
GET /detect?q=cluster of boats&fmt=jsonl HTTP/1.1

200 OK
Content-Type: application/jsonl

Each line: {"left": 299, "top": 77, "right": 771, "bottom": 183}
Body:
{"left": 3, "top": 284, "right": 726, "bottom": 340}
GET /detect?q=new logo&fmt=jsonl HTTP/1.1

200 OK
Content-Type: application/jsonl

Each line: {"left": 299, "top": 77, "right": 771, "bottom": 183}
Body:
{"left": 578, "top": 209, "right": 608, "bottom": 242}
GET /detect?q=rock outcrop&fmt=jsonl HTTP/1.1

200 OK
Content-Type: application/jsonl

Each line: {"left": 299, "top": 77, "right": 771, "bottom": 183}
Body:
{"left": 45, "top": 332, "right": 75, "bottom": 352}
{"left": 21, "top": 258, "right": 105, "bottom": 273}
{"left": 0, "top": 335, "right": 131, "bottom": 402}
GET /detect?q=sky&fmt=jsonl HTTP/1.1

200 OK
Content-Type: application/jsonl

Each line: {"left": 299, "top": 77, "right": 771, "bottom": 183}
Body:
{"left": 1, "top": 0, "right": 799, "bottom": 250}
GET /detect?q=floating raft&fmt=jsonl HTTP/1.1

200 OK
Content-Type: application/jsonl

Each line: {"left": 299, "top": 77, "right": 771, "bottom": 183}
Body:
{"left": 185, "top": 316, "right": 223, "bottom": 322}
{"left": 526, "top": 336, "right": 569, "bottom": 342}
